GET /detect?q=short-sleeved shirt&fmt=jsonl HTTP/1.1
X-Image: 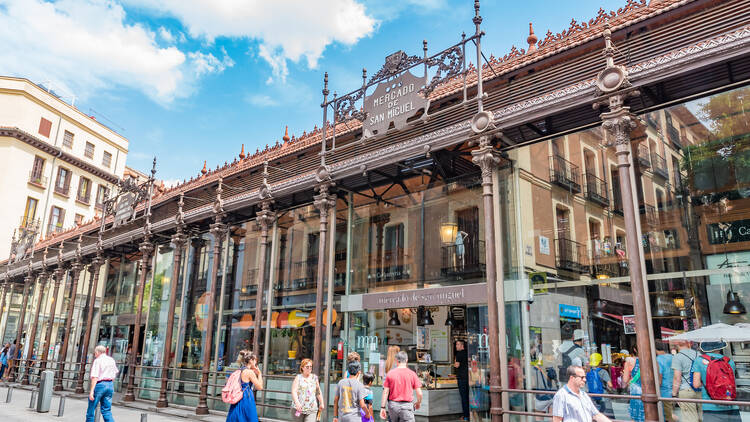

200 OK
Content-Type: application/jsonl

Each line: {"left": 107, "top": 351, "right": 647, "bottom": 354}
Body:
{"left": 383, "top": 367, "right": 421, "bottom": 402}
{"left": 559, "top": 341, "right": 586, "bottom": 367}
{"left": 656, "top": 353, "right": 673, "bottom": 397}
{"left": 671, "top": 348, "right": 698, "bottom": 391}
{"left": 90, "top": 353, "right": 119, "bottom": 381}
{"left": 693, "top": 353, "right": 738, "bottom": 412}
{"left": 551, "top": 385, "right": 599, "bottom": 421}
{"left": 336, "top": 377, "right": 366, "bottom": 418}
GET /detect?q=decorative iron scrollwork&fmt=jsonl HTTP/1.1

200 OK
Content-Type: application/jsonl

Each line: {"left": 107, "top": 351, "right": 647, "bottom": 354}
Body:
{"left": 334, "top": 90, "right": 367, "bottom": 123}
{"left": 421, "top": 45, "right": 464, "bottom": 96}
{"left": 368, "top": 51, "right": 422, "bottom": 85}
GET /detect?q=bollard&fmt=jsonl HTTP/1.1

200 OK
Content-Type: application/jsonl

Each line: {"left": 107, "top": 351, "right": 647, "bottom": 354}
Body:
{"left": 5, "top": 385, "right": 12, "bottom": 403}
{"left": 95, "top": 406, "right": 101, "bottom": 422}
{"left": 57, "top": 396, "right": 65, "bottom": 417}
{"left": 37, "top": 370, "right": 54, "bottom": 412}
{"left": 29, "top": 389, "right": 37, "bottom": 408}
{"left": 141, "top": 413, "right": 147, "bottom": 422}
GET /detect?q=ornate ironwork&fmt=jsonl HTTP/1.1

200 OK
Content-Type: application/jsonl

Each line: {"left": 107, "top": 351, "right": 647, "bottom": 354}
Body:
{"left": 368, "top": 51, "right": 422, "bottom": 85}
{"left": 101, "top": 157, "right": 157, "bottom": 231}
{"left": 422, "top": 45, "right": 464, "bottom": 96}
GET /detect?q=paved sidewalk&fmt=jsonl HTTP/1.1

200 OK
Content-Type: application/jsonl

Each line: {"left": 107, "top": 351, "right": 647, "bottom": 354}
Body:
{"left": 0, "top": 384, "right": 229, "bottom": 422}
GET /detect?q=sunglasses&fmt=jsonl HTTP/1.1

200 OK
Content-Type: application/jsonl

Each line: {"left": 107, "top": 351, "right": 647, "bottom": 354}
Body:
{"left": 572, "top": 374, "right": 586, "bottom": 379}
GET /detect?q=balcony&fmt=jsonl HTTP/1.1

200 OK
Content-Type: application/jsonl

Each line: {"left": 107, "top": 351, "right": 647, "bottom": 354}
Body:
{"left": 555, "top": 237, "right": 588, "bottom": 273}
{"left": 28, "top": 171, "right": 47, "bottom": 188}
{"left": 441, "top": 240, "right": 486, "bottom": 279}
{"left": 76, "top": 191, "right": 91, "bottom": 205}
{"left": 637, "top": 144, "right": 651, "bottom": 168}
{"left": 645, "top": 113, "right": 659, "bottom": 129}
{"left": 47, "top": 223, "right": 63, "bottom": 236}
{"left": 651, "top": 152, "right": 669, "bottom": 179}
{"left": 611, "top": 178, "right": 624, "bottom": 216}
{"left": 666, "top": 124, "right": 682, "bottom": 148}
{"left": 54, "top": 183, "right": 70, "bottom": 197}
{"left": 640, "top": 204, "right": 659, "bottom": 227}
{"left": 549, "top": 155, "right": 581, "bottom": 193}
{"left": 584, "top": 173, "right": 609, "bottom": 208}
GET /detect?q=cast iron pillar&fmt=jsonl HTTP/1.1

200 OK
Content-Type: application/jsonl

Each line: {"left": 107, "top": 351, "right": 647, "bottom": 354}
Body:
{"left": 55, "top": 245, "right": 83, "bottom": 391}
{"left": 41, "top": 258, "right": 66, "bottom": 372}
{"left": 22, "top": 268, "right": 49, "bottom": 385}
{"left": 123, "top": 239, "right": 155, "bottom": 402}
{"left": 472, "top": 135, "right": 507, "bottom": 421}
{"left": 252, "top": 199, "right": 275, "bottom": 359}
{"left": 0, "top": 282, "right": 8, "bottom": 340}
{"left": 10, "top": 268, "right": 33, "bottom": 382}
{"left": 595, "top": 25, "right": 658, "bottom": 422}
{"left": 156, "top": 195, "right": 188, "bottom": 408}
{"left": 196, "top": 179, "right": 227, "bottom": 415}
{"left": 312, "top": 170, "right": 336, "bottom": 377}
{"left": 75, "top": 255, "right": 104, "bottom": 394}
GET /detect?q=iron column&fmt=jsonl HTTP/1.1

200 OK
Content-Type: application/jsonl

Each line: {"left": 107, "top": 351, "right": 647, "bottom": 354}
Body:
{"left": 55, "top": 260, "right": 82, "bottom": 391}
{"left": 40, "top": 265, "right": 65, "bottom": 372}
{"left": 252, "top": 200, "right": 275, "bottom": 359}
{"left": 10, "top": 272, "right": 32, "bottom": 382}
{"left": 123, "top": 240, "right": 155, "bottom": 402}
{"left": 75, "top": 256, "right": 103, "bottom": 394}
{"left": 312, "top": 179, "right": 335, "bottom": 376}
{"left": 472, "top": 135, "right": 507, "bottom": 422}
{"left": 22, "top": 271, "right": 48, "bottom": 385}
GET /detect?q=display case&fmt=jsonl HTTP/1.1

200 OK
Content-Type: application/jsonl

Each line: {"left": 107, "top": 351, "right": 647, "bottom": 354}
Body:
{"left": 411, "top": 362, "right": 456, "bottom": 390}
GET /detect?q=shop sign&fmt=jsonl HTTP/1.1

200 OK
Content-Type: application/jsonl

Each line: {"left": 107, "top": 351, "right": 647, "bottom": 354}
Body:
{"left": 558, "top": 304, "right": 581, "bottom": 320}
{"left": 530, "top": 272, "right": 548, "bottom": 294}
{"left": 362, "top": 62, "right": 428, "bottom": 138}
{"left": 707, "top": 219, "right": 750, "bottom": 245}
{"left": 361, "top": 283, "right": 486, "bottom": 310}
{"left": 113, "top": 192, "right": 136, "bottom": 227}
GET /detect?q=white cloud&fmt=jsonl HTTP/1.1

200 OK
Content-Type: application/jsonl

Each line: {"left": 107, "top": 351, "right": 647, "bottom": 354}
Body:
{"left": 158, "top": 26, "right": 175, "bottom": 44}
{"left": 0, "top": 0, "right": 231, "bottom": 104}
{"left": 124, "top": 0, "right": 376, "bottom": 79}
{"left": 246, "top": 94, "right": 279, "bottom": 107}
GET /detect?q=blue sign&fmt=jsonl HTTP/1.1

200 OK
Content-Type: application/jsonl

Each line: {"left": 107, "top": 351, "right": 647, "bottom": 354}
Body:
{"left": 559, "top": 304, "right": 582, "bottom": 320}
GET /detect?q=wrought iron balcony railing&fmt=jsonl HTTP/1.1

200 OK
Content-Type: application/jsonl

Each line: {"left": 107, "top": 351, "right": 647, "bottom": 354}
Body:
{"left": 640, "top": 204, "right": 659, "bottom": 226}
{"left": 77, "top": 192, "right": 91, "bottom": 204}
{"left": 555, "top": 237, "right": 588, "bottom": 273}
{"left": 54, "top": 183, "right": 70, "bottom": 197}
{"left": 611, "top": 177, "right": 624, "bottom": 216}
{"left": 584, "top": 173, "right": 609, "bottom": 207}
{"left": 441, "top": 240, "right": 486, "bottom": 278}
{"left": 549, "top": 155, "right": 581, "bottom": 193}
{"left": 666, "top": 124, "right": 682, "bottom": 148}
{"left": 651, "top": 152, "right": 668, "bottom": 179}
{"left": 637, "top": 144, "right": 651, "bottom": 168}
{"left": 28, "top": 171, "right": 47, "bottom": 187}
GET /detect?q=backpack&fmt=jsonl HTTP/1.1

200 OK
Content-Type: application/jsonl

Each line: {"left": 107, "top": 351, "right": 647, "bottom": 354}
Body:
{"left": 222, "top": 369, "right": 246, "bottom": 404}
{"left": 587, "top": 368, "right": 604, "bottom": 395}
{"left": 701, "top": 354, "right": 736, "bottom": 401}
{"left": 558, "top": 344, "right": 582, "bottom": 382}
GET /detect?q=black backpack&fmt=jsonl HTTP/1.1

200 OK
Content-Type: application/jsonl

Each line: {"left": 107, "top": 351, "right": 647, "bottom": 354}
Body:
{"left": 558, "top": 344, "right": 582, "bottom": 382}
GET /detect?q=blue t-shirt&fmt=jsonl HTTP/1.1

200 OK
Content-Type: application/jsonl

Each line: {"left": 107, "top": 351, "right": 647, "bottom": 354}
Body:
{"left": 694, "top": 353, "right": 738, "bottom": 411}
{"left": 656, "top": 353, "right": 673, "bottom": 397}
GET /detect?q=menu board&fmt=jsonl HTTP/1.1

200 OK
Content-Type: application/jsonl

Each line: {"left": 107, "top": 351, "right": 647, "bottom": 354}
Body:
{"left": 430, "top": 328, "right": 449, "bottom": 362}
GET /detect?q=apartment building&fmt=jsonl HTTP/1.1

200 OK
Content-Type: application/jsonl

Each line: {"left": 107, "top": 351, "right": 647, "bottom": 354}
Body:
{"left": 0, "top": 76, "right": 128, "bottom": 259}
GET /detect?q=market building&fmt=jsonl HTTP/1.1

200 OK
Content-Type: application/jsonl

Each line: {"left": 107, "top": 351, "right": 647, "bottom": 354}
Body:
{"left": 1, "top": 1, "right": 750, "bottom": 421}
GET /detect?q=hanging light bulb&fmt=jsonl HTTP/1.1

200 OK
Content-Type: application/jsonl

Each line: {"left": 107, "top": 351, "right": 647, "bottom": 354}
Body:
{"left": 421, "top": 308, "right": 435, "bottom": 326}
{"left": 388, "top": 310, "right": 401, "bottom": 326}
{"left": 723, "top": 290, "right": 747, "bottom": 315}
{"left": 445, "top": 308, "right": 455, "bottom": 326}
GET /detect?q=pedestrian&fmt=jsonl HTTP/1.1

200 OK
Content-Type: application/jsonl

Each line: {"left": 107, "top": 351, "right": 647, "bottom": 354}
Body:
{"left": 384, "top": 345, "right": 400, "bottom": 375}
{"left": 557, "top": 329, "right": 586, "bottom": 382}
{"left": 333, "top": 360, "right": 369, "bottom": 422}
{"left": 291, "top": 358, "right": 324, "bottom": 422}
{"left": 586, "top": 353, "right": 613, "bottom": 418}
{"left": 671, "top": 340, "right": 702, "bottom": 422}
{"left": 551, "top": 365, "right": 612, "bottom": 422}
{"left": 361, "top": 372, "right": 375, "bottom": 422}
{"left": 86, "top": 345, "right": 119, "bottom": 422}
{"left": 379, "top": 351, "right": 422, "bottom": 422}
{"left": 7, "top": 340, "right": 17, "bottom": 378}
{"left": 226, "top": 350, "right": 263, "bottom": 422}
{"left": 622, "top": 353, "right": 644, "bottom": 422}
{"left": 532, "top": 361, "right": 556, "bottom": 417}
{"left": 693, "top": 341, "right": 741, "bottom": 422}
{"left": 0, "top": 343, "right": 8, "bottom": 380}
{"left": 454, "top": 340, "right": 470, "bottom": 421}
{"left": 656, "top": 343, "right": 675, "bottom": 422}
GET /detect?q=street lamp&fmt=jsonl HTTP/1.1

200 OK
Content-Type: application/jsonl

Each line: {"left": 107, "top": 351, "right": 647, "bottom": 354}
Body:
{"left": 440, "top": 222, "right": 458, "bottom": 244}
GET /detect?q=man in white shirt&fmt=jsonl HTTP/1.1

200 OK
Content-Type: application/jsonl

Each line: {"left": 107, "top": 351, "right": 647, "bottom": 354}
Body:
{"left": 86, "top": 345, "right": 119, "bottom": 422}
{"left": 552, "top": 366, "right": 612, "bottom": 422}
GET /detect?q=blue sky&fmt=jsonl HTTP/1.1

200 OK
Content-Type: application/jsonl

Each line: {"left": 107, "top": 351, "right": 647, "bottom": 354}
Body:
{"left": 0, "top": 0, "right": 627, "bottom": 183}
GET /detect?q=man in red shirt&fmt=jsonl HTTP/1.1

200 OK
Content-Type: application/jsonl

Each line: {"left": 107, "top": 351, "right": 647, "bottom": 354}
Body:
{"left": 379, "top": 351, "right": 422, "bottom": 422}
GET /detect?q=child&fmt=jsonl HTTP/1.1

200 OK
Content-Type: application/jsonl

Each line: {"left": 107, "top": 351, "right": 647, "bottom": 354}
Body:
{"left": 360, "top": 372, "right": 375, "bottom": 422}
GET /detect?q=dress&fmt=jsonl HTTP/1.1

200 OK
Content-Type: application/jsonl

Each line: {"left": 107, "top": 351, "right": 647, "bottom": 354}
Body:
{"left": 628, "top": 359, "right": 645, "bottom": 422}
{"left": 227, "top": 373, "right": 259, "bottom": 422}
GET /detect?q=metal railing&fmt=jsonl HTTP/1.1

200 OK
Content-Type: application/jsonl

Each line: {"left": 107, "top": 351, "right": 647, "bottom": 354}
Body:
{"left": 637, "top": 144, "right": 651, "bottom": 168}
{"left": 667, "top": 123, "right": 682, "bottom": 148}
{"left": 28, "top": 171, "right": 47, "bottom": 187}
{"left": 641, "top": 204, "right": 659, "bottom": 226}
{"left": 555, "top": 237, "right": 588, "bottom": 273}
{"left": 54, "top": 183, "right": 70, "bottom": 196}
{"left": 651, "top": 152, "right": 668, "bottom": 178}
{"left": 549, "top": 154, "right": 581, "bottom": 192}
{"left": 77, "top": 191, "right": 91, "bottom": 204}
{"left": 441, "top": 240, "right": 486, "bottom": 277}
{"left": 584, "top": 173, "right": 609, "bottom": 207}
{"left": 611, "top": 177, "right": 624, "bottom": 215}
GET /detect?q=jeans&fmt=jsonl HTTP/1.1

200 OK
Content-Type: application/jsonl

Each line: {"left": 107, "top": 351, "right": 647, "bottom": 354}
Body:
{"left": 86, "top": 381, "right": 114, "bottom": 422}
{"left": 0, "top": 364, "right": 6, "bottom": 379}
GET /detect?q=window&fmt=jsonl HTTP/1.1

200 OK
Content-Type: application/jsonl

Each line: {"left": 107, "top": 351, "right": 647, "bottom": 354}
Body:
{"left": 63, "top": 130, "right": 74, "bottom": 148}
{"left": 74, "top": 213, "right": 84, "bottom": 226}
{"left": 48, "top": 206, "right": 65, "bottom": 235}
{"left": 85, "top": 142, "right": 95, "bottom": 159}
{"left": 21, "top": 197, "right": 38, "bottom": 228}
{"left": 77, "top": 176, "right": 91, "bottom": 204}
{"left": 96, "top": 185, "right": 109, "bottom": 208}
{"left": 55, "top": 167, "right": 71, "bottom": 195}
{"left": 38, "top": 117, "right": 52, "bottom": 137}
{"left": 102, "top": 151, "right": 112, "bottom": 168}
{"left": 29, "top": 156, "right": 45, "bottom": 185}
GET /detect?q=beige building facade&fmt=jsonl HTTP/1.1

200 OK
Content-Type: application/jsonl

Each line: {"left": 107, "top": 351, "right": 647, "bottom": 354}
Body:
{"left": 0, "top": 76, "right": 128, "bottom": 259}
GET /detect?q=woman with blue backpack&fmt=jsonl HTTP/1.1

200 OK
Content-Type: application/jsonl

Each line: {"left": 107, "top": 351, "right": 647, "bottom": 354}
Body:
{"left": 586, "top": 353, "right": 614, "bottom": 418}
{"left": 622, "top": 352, "right": 645, "bottom": 422}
